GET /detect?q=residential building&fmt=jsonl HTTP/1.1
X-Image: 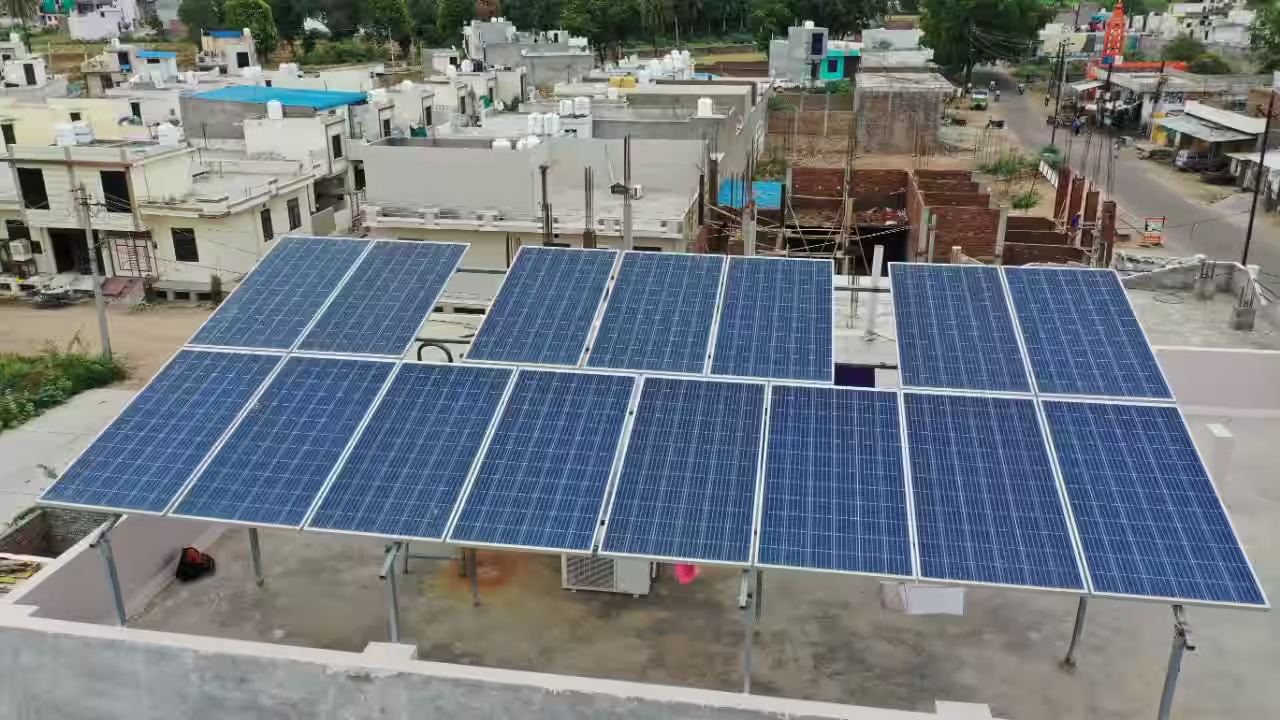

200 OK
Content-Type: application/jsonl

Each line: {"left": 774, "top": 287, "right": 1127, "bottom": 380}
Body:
{"left": 67, "top": 0, "right": 154, "bottom": 40}
{"left": 1130, "top": 3, "right": 1256, "bottom": 46}
{"left": 1151, "top": 98, "right": 1274, "bottom": 158}
{"left": 195, "top": 29, "right": 257, "bottom": 74}
{"left": 81, "top": 41, "right": 180, "bottom": 96}
{"left": 462, "top": 18, "right": 592, "bottom": 86}
{"left": 769, "top": 23, "right": 861, "bottom": 85}
{"left": 2, "top": 136, "right": 316, "bottom": 296}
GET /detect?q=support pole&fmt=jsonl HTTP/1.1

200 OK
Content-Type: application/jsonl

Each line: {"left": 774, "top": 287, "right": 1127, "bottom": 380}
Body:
{"left": 864, "top": 244, "right": 885, "bottom": 340}
{"left": 1242, "top": 90, "right": 1275, "bottom": 266}
{"left": 1062, "top": 596, "right": 1089, "bottom": 669}
{"left": 403, "top": 540, "right": 411, "bottom": 575}
{"left": 738, "top": 569, "right": 755, "bottom": 693}
{"left": 248, "top": 527, "right": 264, "bottom": 587}
{"left": 539, "top": 163, "right": 553, "bottom": 245}
{"left": 380, "top": 542, "right": 402, "bottom": 644}
{"left": 1157, "top": 605, "right": 1194, "bottom": 720}
{"left": 468, "top": 549, "right": 480, "bottom": 607}
{"left": 75, "top": 183, "right": 111, "bottom": 357}
{"left": 92, "top": 518, "right": 126, "bottom": 626}
{"left": 622, "top": 134, "right": 634, "bottom": 250}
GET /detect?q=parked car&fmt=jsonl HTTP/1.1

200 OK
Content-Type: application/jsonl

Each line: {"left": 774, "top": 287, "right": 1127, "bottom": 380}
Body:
{"left": 970, "top": 90, "right": 988, "bottom": 110}
{"left": 1175, "top": 150, "right": 1221, "bottom": 171}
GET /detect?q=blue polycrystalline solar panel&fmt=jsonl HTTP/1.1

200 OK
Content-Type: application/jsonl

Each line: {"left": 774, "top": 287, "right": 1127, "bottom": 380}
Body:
{"left": 173, "top": 356, "right": 394, "bottom": 526}
{"left": 189, "top": 236, "right": 368, "bottom": 350}
{"left": 298, "top": 241, "right": 466, "bottom": 356}
{"left": 711, "top": 257, "right": 833, "bottom": 382}
{"left": 39, "top": 350, "right": 281, "bottom": 513}
{"left": 757, "top": 386, "right": 912, "bottom": 576}
{"left": 307, "top": 364, "right": 513, "bottom": 540}
{"left": 890, "top": 263, "right": 1031, "bottom": 393}
{"left": 602, "top": 378, "right": 765, "bottom": 564}
{"left": 466, "top": 247, "right": 618, "bottom": 366}
{"left": 1042, "top": 401, "right": 1266, "bottom": 606}
{"left": 586, "top": 252, "right": 725, "bottom": 374}
{"left": 448, "top": 370, "right": 634, "bottom": 551}
{"left": 1003, "top": 267, "right": 1172, "bottom": 400}
{"left": 903, "top": 392, "right": 1084, "bottom": 590}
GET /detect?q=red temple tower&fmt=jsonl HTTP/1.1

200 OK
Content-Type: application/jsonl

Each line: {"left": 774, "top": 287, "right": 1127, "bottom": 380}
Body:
{"left": 1102, "top": 2, "right": 1127, "bottom": 65}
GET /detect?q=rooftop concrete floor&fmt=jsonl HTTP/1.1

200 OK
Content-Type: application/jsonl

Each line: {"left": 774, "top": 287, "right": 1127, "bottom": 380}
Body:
{"left": 1128, "top": 286, "right": 1280, "bottom": 351}
{"left": 129, "top": 412, "right": 1280, "bottom": 720}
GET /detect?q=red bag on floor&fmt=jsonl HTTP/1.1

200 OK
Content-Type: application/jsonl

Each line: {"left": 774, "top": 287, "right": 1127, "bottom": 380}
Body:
{"left": 175, "top": 546, "right": 216, "bottom": 582}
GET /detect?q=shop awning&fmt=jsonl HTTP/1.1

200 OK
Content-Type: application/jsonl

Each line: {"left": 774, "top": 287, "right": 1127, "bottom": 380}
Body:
{"left": 1155, "top": 114, "right": 1254, "bottom": 143}
{"left": 1070, "top": 80, "right": 1104, "bottom": 92}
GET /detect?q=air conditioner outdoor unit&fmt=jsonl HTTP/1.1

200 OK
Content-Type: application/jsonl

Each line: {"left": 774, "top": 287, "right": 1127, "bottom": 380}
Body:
{"left": 8, "top": 238, "right": 31, "bottom": 261}
{"left": 561, "top": 555, "right": 651, "bottom": 596}
{"left": 661, "top": 219, "right": 682, "bottom": 235}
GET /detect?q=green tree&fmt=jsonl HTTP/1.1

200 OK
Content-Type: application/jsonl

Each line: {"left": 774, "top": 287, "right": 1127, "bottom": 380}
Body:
{"left": 224, "top": 0, "right": 278, "bottom": 57}
{"left": 1162, "top": 33, "right": 1206, "bottom": 62}
{"left": 1188, "top": 51, "right": 1231, "bottom": 74}
{"left": 504, "top": 0, "right": 562, "bottom": 31}
{"left": 0, "top": 0, "right": 39, "bottom": 29}
{"left": 363, "top": 0, "right": 412, "bottom": 48}
{"left": 1251, "top": 1, "right": 1280, "bottom": 71}
{"left": 408, "top": 0, "right": 442, "bottom": 44}
{"left": 795, "top": 0, "right": 888, "bottom": 36}
{"left": 177, "top": 0, "right": 224, "bottom": 45}
{"left": 921, "top": 0, "right": 1051, "bottom": 83}
{"left": 639, "top": 0, "right": 674, "bottom": 48}
{"left": 749, "top": 0, "right": 791, "bottom": 50}
{"left": 435, "top": 0, "right": 473, "bottom": 44}
{"left": 312, "top": 0, "right": 360, "bottom": 38}
{"left": 561, "top": 0, "right": 636, "bottom": 61}
{"left": 269, "top": 0, "right": 309, "bottom": 48}
{"left": 1097, "top": 0, "right": 1164, "bottom": 15}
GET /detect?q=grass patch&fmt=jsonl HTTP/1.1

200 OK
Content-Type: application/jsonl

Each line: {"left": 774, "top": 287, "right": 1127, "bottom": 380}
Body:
{"left": 693, "top": 50, "right": 766, "bottom": 63}
{"left": 0, "top": 338, "right": 126, "bottom": 430}
{"left": 978, "top": 151, "right": 1039, "bottom": 179}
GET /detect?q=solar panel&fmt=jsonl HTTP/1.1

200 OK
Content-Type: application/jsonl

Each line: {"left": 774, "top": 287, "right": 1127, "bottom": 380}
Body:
{"left": 756, "top": 385, "right": 912, "bottom": 577}
{"left": 586, "top": 252, "right": 725, "bottom": 374}
{"left": 903, "top": 392, "right": 1085, "bottom": 591}
{"left": 1003, "top": 267, "right": 1172, "bottom": 400}
{"left": 1042, "top": 400, "right": 1266, "bottom": 607}
{"left": 465, "top": 247, "right": 618, "bottom": 366}
{"left": 189, "top": 236, "right": 368, "bottom": 350}
{"left": 306, "top": 364, "right": 514, "bottom": 540}
{"left": 172, "top": 356, "right": 394, "bottom": 526}
{"left": 447, "top": 369, "right": 634, "bottom": 552}
{"left": 710, "top": 256, "right": 833, "bottom": 382}
{"left": 297, "top": 240, "right": 466, "bottom": 356}
{"left": 39, "top": 350, "right": 282, "bottom": 513}
{"left": 890, "top": 263, "right": 1031, "bottom": 393}
{"left": 601, "top": 377, "right": 766, "bottom": 565}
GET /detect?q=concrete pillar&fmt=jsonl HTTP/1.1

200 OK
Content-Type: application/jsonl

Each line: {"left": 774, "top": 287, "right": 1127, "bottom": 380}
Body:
{"left": 1098, "top": 200, "right": 1117, "bottom": 267}
{"left": 1067, "top": 177, "right": 1085, "bottom": 243}
{"left": 1080, "top": 188, "right": 1100, "bottom": 248}
{"left": 1205, "top": 423, "right": 1235, "bottom": 485}
{"left": 994, "top": 208, "right": 1008, "bottom": 264}
{"left": 1053, "top": 166, "right": 1073, "bottom": 221}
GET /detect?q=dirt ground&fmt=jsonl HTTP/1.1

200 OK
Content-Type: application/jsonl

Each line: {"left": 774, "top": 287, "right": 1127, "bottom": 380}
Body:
{"left": 0, "top": 301, "right": 209, "bottom": 387}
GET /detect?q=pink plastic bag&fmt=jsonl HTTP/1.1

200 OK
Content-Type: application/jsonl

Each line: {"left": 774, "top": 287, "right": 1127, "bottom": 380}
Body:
{"left": 673, "top": 564, "right": 700, "bottom": 585}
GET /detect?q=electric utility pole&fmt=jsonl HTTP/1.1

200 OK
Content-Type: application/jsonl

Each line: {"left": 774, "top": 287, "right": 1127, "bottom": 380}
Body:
{"left": 75, "top": 183, "right": 112, "bottom": 358}
{"left": 1242, "top": 88, "right": 1278, "bottom": 266}
{"left": 1049, "top": 39, "right": 1069, "bottom": 146}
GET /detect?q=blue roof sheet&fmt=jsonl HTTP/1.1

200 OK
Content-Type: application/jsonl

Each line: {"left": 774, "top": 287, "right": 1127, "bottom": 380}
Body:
{"left": 192, "top": 85, "right": 368, "bottom": 110}
{"left": 135, "top": 50, "right": 177, "bottom": 59}
{"left": 204, "top": 29, "right": 243, "bottom": 37}
{"left": 718, "top": 179, "right": 782, "bottom": 210}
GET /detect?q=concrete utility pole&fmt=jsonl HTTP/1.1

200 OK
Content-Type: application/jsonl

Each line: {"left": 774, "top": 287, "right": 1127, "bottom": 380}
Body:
{"left": 1242, "top": 89, "right": 1277, "bottom": 266}
{"left": 75, "top": 183, "right": 111, "bottom": 358}
{"left": 622, "top": 134, "right": 633, "bottom": 250}
{"left": 1049, "top": 39, "right": 1069, "bottom": 147}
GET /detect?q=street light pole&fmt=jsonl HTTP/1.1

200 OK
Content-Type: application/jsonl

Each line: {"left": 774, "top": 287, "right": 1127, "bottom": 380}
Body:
{"left": 1242, "top": 90, "right": 1276, "bottom": 267}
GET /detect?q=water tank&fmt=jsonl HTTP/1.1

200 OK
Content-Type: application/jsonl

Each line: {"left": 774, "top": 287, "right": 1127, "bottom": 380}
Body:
{"left": 637, "top": 70, "right": 651, "bottom": 85}
{"left": 545, "top": 113, "right": 560, "bottom": 136}
{"left": 515, "top": 136, "right": 528, "bottom": 150}
{"left": 491, "top": 138, "right": 512, "bottom": 150}
{"left": 157, "top": 123, "right": 182, "bottom": 146}
{"left": 525, "top": 134, "right": 541, "bottom": 147}
{"left": 8, "top": 32, "right": 19, "bottom": 43}
{"left": 804, "top": 20, "right": 814, "bottom": 28}
{"left": 573, "top": 96, "right": 591, "bottom": 116}
{"left": 266, "top": 99, "right": 284, "bottom": 119}
{"left": 559, "top": 99, "right": 573, "bottom": 116}
{"left": 696, "top": 97, "right": 714, "bottom": 117}
{"left": 526, "top": 113, "right": 539, "bottom": 135}
{"left": 72, "top": 120, "right": 94, "bottom": 144}
{"left": 659, "top": 57, "right": 674, "bottom": 75}
{"left": 400, "top": 79, "right": 414, "bottom": 93}
{"left": 605, "top": 86, "right": 619, "bottom": 101}
{"left": 445, "top": 65, "right": 458, "bottom": 78}
{"left": 647, "top": 59, "right": 661, "bottom": 75}
{"left": 53, "top": 123, "right": 75, "bottom": 146}
{"left": 530, "top": 112, "right": 545, "bottom": 135}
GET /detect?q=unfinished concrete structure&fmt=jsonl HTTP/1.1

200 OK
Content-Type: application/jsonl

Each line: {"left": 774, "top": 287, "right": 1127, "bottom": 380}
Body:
{"left": 855, "top": 72, "right": 954, "bottom": 154}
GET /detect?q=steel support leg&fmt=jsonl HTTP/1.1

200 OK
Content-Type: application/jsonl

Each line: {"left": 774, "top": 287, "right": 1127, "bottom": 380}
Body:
{"left": 95, "top": 523, "right": 126, "bottom": 626}
{"left": 755, "top": 570, "right": 764, "bottom": 621}
{"left": 403, "top": 540, "right": 411, "bottom": 575}
{"left": 1157, "top": 606, "right": 1194, "bottom": 720}
{"left": 468, "top": 549, "right": 480, "bottom": 607}
{"left": 1062, "top": 596, "right": 1089, "bottom": 669}
{"left": 380, "top": 543, "right": 402, "bottom": 644}
{"left": 739, "top": 569, "right": 755, "bottom": 694}
{"left": 248, "top": 528, "right": 264, "bottom": 587}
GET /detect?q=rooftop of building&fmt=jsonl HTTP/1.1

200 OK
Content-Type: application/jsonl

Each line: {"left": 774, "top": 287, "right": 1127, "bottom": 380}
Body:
{"left": 190, "top": 85, "right": 369, "bottom": 110}
{"left": 857, "top": 71, "right": 954, "bottom": 90}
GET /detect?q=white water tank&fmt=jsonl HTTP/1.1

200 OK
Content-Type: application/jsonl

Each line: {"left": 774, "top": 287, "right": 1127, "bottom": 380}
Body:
{"left": 530, "top": 112, "right": 545, "bottom": 135}
{"left": 525, "top": 134, "right": 541, "bottom": 147}
{"left": 545, "top": 113, "right": 560, "bottom": 136}
{"left": 696, "top": 97, "right": 714, "bottom": 117}
{"left": 491, "top": 138, "right": 512, "bottom": 150}
{"left": 573, "top": 96, "right": 591, "bottom": 116}
{"left": 515, "top": 136, "right": 528, "bottom": 150}
{"left": 400, "top": 79, "right": 414, "bottom": 92}
{"left": 72, "top": 120, "right": 94, "bottom": 144}
{"left": 558, "top": 98, "right": 573, "bottom": 116}
{"left": 637, "top": 70, "right": 651, "bottom": 85}
{"left": 266, "top": 99, "right": 284, "bottom": 119}
{"left": 659, "top": 57, "right": 674, "bottom": 75}
{"left": 804, "top": 20, "right": 815, "bottom": 28}
{"left": 605, "top": 86, "right": 619, "bottom": 100}
{"left": 157, "top": 123, "right": 182, "bottom": 146}
{"left": 53, "top": 123, "right": 75, "bottom": 146}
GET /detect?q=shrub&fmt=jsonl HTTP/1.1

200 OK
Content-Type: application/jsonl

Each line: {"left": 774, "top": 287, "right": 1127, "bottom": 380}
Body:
{"left": 0, "top": 345, "right": 126, "bottom": 429}
{"left": 979, "top": 151, "right": 1038, "bottom": 179}
{"left": 1012, "top": 187, "right": 1042, "bottom": 211}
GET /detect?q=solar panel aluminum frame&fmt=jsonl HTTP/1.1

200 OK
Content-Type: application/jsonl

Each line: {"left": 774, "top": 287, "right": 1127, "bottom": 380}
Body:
{"left": 461, "top": 245, "right": 621, "bottom": 370}
{"left": 901, "top": 388, "right": 1089, "bottom": 596}
{"left": 441, "top": 366, "right": 639, "bottom": 556}
{"left": 749, "top": 384, "right": 917, "bottom": 581}
{"left": 299, "top": 238, "right": 469, "bottom": 360}
{"left": 164, "top": 352, "right": 401, "bottom": 529}
{"left": 1001, "top": 265, "right": 1177, "bottom": 403}
{"left": 180, "top": 235, "right": 375, "bottom": 353}
{"left": 302, "top": 362, "right": 520, "bottom": 544}
{"left": 36, "top": 347, "right": 289, "bottom": 516}
{"left": 888, "top": 262, "right": 1034, "bottom": 396}
{"left": 595, "top": 374, "right": 769, "bottom": 568}
{"left": 1040, "top": 396, "right": 1270, "bottom": 610}
{"left": 701, "top": 255, "right": 733, "bottom": 376}
{"left": 581, "top": 251, "right": 727, "bottom": 377}
{"left": 706, "top": 256, "right": 837, "bottom": 385}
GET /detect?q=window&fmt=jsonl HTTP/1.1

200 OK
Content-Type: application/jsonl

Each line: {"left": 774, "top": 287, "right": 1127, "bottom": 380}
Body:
{"left": 101, "top": 75, "right": 114, "bottom": 90}
{"left": 264, "top": 79, "right": 272, "bottom": 87}
{"left": 634, "top": 245, "right": 663, "bottom": 252}
{"left": 330, "top": 134, "right": 343, "bottom": 159}
{"left": 1, "top": 123, "right": 14, "bottom": 146}
{"left": 146, "top": 57, "right": 160, "bottom": 65}
{"left": 69, "top": 111, "right": 81, "bottom": 122}
{"left": 16, "top": 168, "right": 48, "bottom": 209}
{"left": 381, "top": 117, "right": 392, "bottom": 138}
{"left": 353, "top": 161, "right": 366, "bottom": 191}
{"left": 287, "top": 198, "right": 301, "bottom": 230}
{"left": 260, "top": 208, "right": 274, "bottom": 240}
{"left": 543, "top": 241, "right": 570, "bottom": 248}
{"left": 100, "top": 170, "right": 130, "bottom": 213}
{"left": 5, "top": 220, "right": 37, "bottom": 253}
{"left": 826, "top": 58, "right": 839, "bottom": 74}
{"left": 171, "top": 228, "right": 198, "bottom": 262}
{"left": 129, "top": 101, "right": 141, "bottom": 119}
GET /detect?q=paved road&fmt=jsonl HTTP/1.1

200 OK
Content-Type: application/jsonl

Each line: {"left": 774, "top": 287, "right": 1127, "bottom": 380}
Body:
{"left": 972, "top": 67, "right": 1280, "bottom": 274}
